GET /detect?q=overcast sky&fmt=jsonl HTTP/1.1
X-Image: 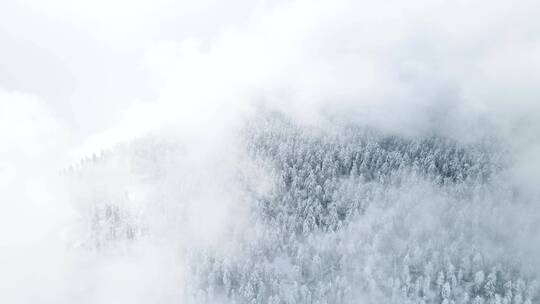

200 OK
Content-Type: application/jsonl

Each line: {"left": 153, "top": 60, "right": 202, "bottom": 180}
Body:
{"left": 2, "top": 0, "right": 540, "bottom": 161}
{"left": 1, "top": 0, "right": 266, "bottom": 137}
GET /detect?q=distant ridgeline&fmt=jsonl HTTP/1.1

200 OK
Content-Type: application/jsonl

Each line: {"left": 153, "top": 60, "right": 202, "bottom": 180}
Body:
{"left": 70, "top": 111, "right": 538, "bottom": 304}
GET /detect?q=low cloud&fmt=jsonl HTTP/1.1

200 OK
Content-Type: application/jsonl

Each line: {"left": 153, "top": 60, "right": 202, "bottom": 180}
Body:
{"left": 2, "top": 0, "right": 540, "bottom": 303}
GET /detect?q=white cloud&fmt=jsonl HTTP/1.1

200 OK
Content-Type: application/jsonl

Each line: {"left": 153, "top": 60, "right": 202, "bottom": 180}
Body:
{"left": 2, "top": 0, "right": 540, "bottom": 302}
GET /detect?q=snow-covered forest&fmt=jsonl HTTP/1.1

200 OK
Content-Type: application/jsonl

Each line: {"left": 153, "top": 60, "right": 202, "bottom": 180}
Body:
{"left": 61, "top": 110, "right": 537, "bottom": 304}
{"left": 2, "top": 0, "right": 540, "bottom": 303}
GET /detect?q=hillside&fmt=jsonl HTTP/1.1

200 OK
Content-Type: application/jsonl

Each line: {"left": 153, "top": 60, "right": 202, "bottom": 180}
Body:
{"left": 65, "top": 111, "right": 537, "bottom": 304}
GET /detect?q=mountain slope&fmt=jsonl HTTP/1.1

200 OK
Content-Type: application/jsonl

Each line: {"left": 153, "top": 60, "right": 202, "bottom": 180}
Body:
{"left": 67, "top": 111, "right": 538, "bottom": 304}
